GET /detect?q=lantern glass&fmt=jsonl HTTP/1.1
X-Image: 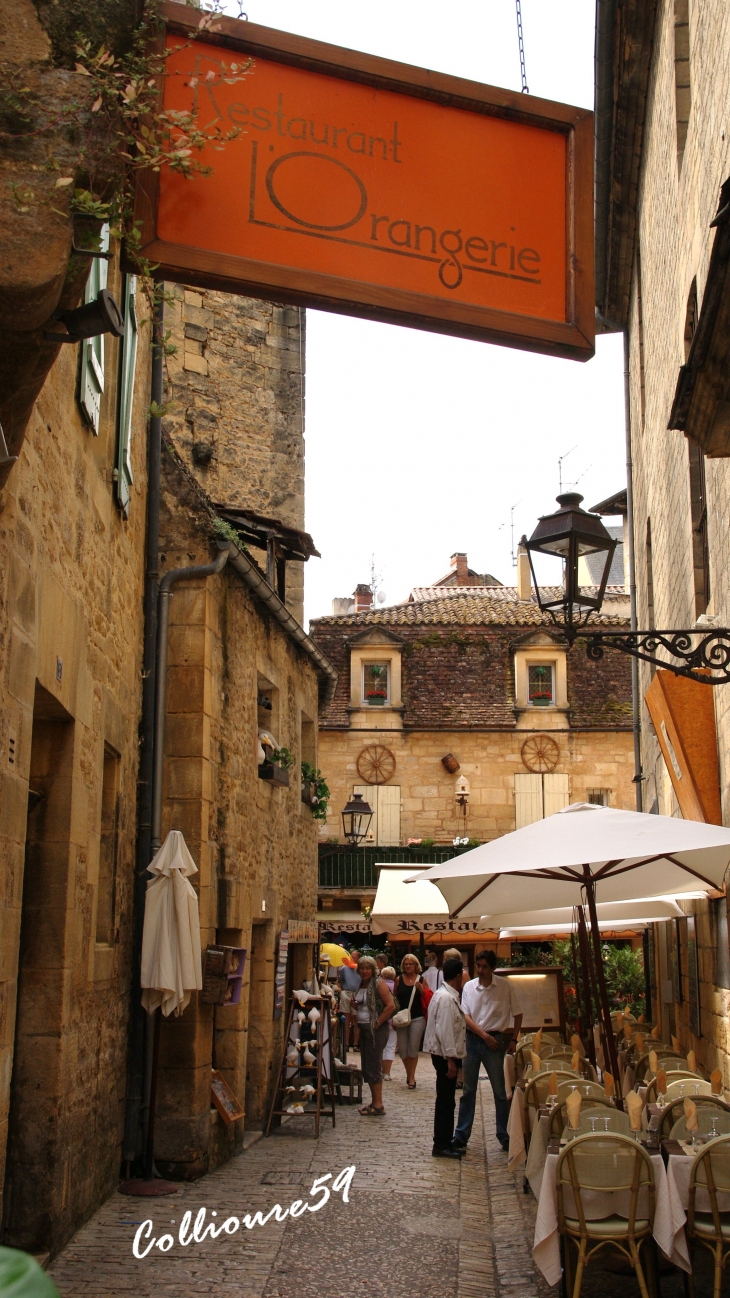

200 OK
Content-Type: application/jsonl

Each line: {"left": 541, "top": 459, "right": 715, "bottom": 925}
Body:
{"left": 524, "top": 492, "right": 618, "bottom": 635}
{"left": 341, "top": 792, "right": 373, "bottom": 844}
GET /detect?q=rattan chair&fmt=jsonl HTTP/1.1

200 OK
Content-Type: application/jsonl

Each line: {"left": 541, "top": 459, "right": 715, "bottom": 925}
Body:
{"left": 687, "top": 1134, "right": 730, "bottom": 1298}
{"left": 550, "top": 1098, "right": 626, "bottom": 1139}
{"left": 556, "top": 1132, "right": 656, "bottom": 1298}
{"left": 634, "top": 1049, "right": 672, "bottom": 1084}
{"left": 658, "top": 1096, "right": 730, "bottom": 1142}
{"left": 645, "top": 1071, "right": 702, "bottom": 1104}
{"left": 524, "top": 1070, "right": 577, "bottom": 1150}
{"left": 670, "top": 1111, "right": 730, "bottom": 1142}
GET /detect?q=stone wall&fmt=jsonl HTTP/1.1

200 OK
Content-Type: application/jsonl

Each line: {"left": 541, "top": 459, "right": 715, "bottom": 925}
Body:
{"left": 625, "top": 0, "right": 730, "bottom": 1076}
{"left": 316, "top": 726, "right": 636, "bottom": 848}
{"left": 0, "top": 252, "right": 150, "bottom": 1252}
{"left": 162, "top": 286, "right": 307, "bottom": 622}
{"left": 154, "top": 446, "right": 320, "bottom": 1173}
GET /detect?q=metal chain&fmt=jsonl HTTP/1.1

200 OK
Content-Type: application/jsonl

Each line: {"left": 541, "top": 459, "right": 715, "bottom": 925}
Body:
{"left": 515, "top": 0, "right": 529, "bottom": 93}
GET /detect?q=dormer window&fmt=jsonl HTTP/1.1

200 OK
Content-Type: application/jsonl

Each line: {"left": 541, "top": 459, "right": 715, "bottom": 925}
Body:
{"left": 363, "top": 661, "right": 390, "bottom": 706}
{"left": 528, "top": 663, "right": 554, "bottom": 707}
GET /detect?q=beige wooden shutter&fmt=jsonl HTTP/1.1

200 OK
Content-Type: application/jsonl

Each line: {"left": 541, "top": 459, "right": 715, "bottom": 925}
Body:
{"left": 543, "top": 773, "right": 570, "bottom": 817}
{"left": 354, "top": 784, "right": 377, "bottom": 845}
{"left": 514, "top": 773, "right": 543, "bottom": 829}
{"left": 376, "top": 785, "right": 401, "bottom": 847}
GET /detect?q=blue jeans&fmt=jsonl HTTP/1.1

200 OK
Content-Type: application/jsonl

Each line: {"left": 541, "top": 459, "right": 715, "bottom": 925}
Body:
{"left": 454, "top": 1031, "right": 510, "bottom": 1146}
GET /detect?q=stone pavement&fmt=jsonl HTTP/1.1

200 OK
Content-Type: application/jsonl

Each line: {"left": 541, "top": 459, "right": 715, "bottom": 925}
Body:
{"left": 50, "top": 1054, "right": 546, "bottom": 1298}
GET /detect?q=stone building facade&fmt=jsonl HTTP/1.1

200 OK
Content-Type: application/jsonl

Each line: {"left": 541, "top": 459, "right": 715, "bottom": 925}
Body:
{"left": 0, "top": 246, "right": 151, "bottom": 1254}
{"left": 596, "top": 0, "right": 730, "bottom": 1078}
{"left": 310, "top": 557, "right": 635, "bottom": 940}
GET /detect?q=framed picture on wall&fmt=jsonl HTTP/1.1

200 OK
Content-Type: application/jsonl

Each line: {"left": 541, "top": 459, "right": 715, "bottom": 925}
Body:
{"left": 687, "top": 914, "right": 701, "bottom": 1037}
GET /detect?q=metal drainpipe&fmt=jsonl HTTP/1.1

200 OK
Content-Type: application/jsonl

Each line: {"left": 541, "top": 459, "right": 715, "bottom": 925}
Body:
{"left": 151, "top": 543, "right": 230, "bottom": 852}
{"left": 623, "top": 329, "right": 643, "bottom": 811}
{"left": 122, "top": 285, "right": 164, "bottom": 1173}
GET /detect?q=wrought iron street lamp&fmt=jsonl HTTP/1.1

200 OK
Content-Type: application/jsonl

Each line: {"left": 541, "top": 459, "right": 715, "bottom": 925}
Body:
{"left": 341, "top": 792, "right": 373, "bottom": 845}
{"left": 524, "top": 493, "right": 730, "bottom": 684}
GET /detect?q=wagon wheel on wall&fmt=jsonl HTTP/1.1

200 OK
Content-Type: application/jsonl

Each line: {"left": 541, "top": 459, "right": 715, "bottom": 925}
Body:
{"left": 521, "top": 733, "right": 560, "bottom": 774}
{"left": 356, "top": 744, "right": 396, "bottom": 785}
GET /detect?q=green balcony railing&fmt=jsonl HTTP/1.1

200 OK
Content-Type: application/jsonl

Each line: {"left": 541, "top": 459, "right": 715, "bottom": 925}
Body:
{"left": 318, "top": 845, "right": 455, "bottom": 890}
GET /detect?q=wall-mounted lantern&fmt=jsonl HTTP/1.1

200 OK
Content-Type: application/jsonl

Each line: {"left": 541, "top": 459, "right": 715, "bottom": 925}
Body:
{"left": 341, "top": 792, "right": 373, "bottom": 845}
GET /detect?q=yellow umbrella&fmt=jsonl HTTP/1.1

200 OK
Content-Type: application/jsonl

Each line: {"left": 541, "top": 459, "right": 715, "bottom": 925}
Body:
{"left": 319, "top": 942, "right": 355, "bottom": 968}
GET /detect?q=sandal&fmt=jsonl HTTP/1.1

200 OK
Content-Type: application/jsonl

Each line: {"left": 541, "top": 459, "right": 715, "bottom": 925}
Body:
{"left": 358, "top": 1104, "right": 386, "bottom": 1116}
{"left": 407, "top": 1082, "right": 417, "bottom": 1090}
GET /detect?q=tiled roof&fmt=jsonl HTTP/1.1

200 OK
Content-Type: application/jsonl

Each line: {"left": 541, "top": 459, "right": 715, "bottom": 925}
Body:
{"left": 311, "top": 586, "right": 630, "bottom": 629}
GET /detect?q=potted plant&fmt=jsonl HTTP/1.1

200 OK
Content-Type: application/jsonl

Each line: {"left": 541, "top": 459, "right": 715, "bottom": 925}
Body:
{"left": 365, "top": 663, "right": 388, "bottom": 705}
{"left": 301, "top": 762, "right": 330, "bottom": 820}
{"left": 259, "top": 745, "right": 293, "bottom": 787}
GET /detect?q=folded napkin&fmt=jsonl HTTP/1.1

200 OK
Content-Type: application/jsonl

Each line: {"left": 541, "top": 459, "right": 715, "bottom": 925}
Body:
{"left": 547, "top": 1071, "right": 558, "bottom": 1096}
{"left": 638, "top": 1013, "right": 645, "bottom": 1023}
{"left": 626, "top": 1090, "right": 645, "bottom": 1132}
{"left": 672, "top": 1035, "right": 681, "bottom": 1053}
{"left": 604, "top": 1071, "right": 615, "bottom": 1098}
{"left": 684, "top": 1097, "right": 699, "bottom": 1132}
{"left": 687, "top": 1049, "right": 697, "bottom": 1073}
{"left": 649, "top": 1050, "right": 659, "bottom": 1075}
{"left": 572, "top": 1050, "right": 581, "bottom": 1072}
{"left": 533, "top": 1028, "right": 543, "bottom": 1054}
{"left": 571, "top": 1033, "right": 586, "bottom": 1058}
{"left": 615, "top": 1012, "right": 624, "bottom": 1030}
{"left": 623, "top": 1022, "right": 633, "bottom": 1040}
{"left": 634, "top": 1033, "right": 644, "bottom": 1055}
{"left": 624, "top": 1004, "right": 633, "bottom": 1017}
{"left": 566, "top": 1089, "right": 582, "bottom": 1130}
{"left": 711, "top": 1068, "right": 723, "bottom": 1096}
{"left": 651, "top": 1024, "right": 661, "bottom": 1039}
{"left": 656, "top": 1068, "right": 668, "bottom": 1096}
{"left": 530, "top": 1051, "right": 542, "bottom": 1073}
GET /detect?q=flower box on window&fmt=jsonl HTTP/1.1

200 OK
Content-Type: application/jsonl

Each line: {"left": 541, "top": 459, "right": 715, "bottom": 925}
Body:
{"left": 259, "top": 761, "right": 290, "bottom": 787}
{"left": 528, "top": 664, "right": 554, "bottom": 707}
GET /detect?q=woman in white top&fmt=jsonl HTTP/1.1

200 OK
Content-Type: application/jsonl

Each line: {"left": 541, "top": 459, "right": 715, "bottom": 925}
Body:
{"left": 380, "top": 966, "right": 397, "bottom": 1079}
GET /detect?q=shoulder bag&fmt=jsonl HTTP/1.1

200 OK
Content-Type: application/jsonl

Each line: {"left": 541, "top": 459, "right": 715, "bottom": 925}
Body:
{"left": 392, "top": 981, "right": 417, "bottom": 1028}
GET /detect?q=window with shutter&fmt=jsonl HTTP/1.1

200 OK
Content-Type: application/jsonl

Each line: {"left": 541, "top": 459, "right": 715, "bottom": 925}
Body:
{"left": 514, "top": 773, "right": 543, "bottom": 828}
{"left": 353, "top": 784, "right": 401, "bottom": 846}
{"left": 78, "top": 224, "right": 110, "bottom": 434}
{"left": 543, "top": 773, "right": 569, "bottom": 816}
{"left": 115, "top": 275, "right": 138, "bottom": 516}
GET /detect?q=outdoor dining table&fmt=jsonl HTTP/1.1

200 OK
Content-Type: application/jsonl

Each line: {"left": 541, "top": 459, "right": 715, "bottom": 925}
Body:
{"left": 532, "top": 1145, "right": 692, "bottom": 1286}
{"left": 665, "top": 1141, "right": 730, "bottom": 1213}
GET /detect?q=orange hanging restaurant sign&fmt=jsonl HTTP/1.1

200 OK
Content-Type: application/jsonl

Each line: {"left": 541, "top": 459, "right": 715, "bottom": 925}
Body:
{"left": 136, "top": 4, "right": 595, "bottom": 359}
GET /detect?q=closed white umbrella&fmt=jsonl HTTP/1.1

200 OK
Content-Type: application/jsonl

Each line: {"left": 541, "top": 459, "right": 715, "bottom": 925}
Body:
{"left": 411, "top": 804, "right": 730, "bottom": 1093}
{"left": 141, "top": 830, "right": 203, "bottom": 1017}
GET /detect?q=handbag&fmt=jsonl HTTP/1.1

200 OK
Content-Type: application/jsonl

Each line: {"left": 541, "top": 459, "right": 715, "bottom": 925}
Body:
{"left": 392, "top": 981, "right": 417, "bottom": 1028}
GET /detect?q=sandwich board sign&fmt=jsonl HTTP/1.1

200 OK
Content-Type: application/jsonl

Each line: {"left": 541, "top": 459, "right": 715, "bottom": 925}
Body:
{"left": 136, "top": 3, "right": 594, "bottom": 360}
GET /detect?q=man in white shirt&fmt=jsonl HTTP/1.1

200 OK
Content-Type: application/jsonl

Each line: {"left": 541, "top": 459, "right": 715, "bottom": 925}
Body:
{"left": 452, "top": 950, "right": 522, "bottom": 1153}
{"left": 422, "top": 956, "right": 467, "bottom": 1158}
{"left": 422, "top": 952, "right": 443, "bottom": 994}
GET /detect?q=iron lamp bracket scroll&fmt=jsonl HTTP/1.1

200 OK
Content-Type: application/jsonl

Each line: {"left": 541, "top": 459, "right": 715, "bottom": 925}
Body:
{"left": 584, "top": 628, "right": 730, "bottom": 685}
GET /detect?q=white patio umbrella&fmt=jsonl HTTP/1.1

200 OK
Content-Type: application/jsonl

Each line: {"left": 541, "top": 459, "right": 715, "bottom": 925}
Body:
{"left": 411, "top": 804, "right": 730, "bottom": 1093}
{"left": 141, "top": 829, "right": 203, "bottom": 1017}
{"left": 370, "top": 866, "right": 451, "bottom": 935}
{"left": 476, "top": 897, "right": 686, "bottom": 931}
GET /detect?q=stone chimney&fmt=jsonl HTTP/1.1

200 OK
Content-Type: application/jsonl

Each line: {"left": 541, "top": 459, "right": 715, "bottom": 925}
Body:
{"left": 450, "top": 552, "right": 469, "bottom": 584}
{"left": 516, "top": 545, "right": 532, "bottom": 601}
{"left": 353, "top": 583, "right": 373, "bottom": 612}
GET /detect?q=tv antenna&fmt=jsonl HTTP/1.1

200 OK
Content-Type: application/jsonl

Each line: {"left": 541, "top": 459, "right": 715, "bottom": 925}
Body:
{"left": 558, "top": 445, "right": 577, "bottom": 493}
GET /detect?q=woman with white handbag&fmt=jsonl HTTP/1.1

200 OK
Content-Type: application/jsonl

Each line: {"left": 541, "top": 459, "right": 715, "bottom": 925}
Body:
{"left": 393, "top": 954, "right": 429, "bottom": 1089}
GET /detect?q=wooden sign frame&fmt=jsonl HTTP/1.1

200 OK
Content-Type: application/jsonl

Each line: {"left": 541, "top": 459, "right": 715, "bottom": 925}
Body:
{"left": 133, "top": 3, "right": 594, "bottom": 361}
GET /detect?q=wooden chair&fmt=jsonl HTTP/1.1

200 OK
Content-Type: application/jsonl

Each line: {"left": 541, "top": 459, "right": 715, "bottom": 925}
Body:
{"left": 658, "top": 1096, "right": 730, "bottom": 1142}
{"left": 687, "top": 1134, "right": 730, "bottom": 1298}
{"left": 556, "top": 1132, "right": 656, "bottom": 1298}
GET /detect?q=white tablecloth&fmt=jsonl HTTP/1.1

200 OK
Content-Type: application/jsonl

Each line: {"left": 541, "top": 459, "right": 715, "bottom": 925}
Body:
{"left": 507, "top": 1086, "right": 526, "bottom": 1170}
{"left": 667, "top": 1151, "right": 730, "bottom": 1214}
{"left": 533, "top": 1150, "right": 691, "bottom": 1285}
{"left": 504, "top": 1052, "right": 516, "bottom": 1099}
{"left": 525, "top": 1114, "right": 551, "bottom": 1198}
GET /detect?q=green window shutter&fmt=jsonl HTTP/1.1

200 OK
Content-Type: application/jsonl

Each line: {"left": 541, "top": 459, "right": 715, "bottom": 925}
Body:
{"left": 115, "top": 275, "right": 138, "bottom": 516}
{"left": 78, "top": 224, "right": 110, "bottom": 433}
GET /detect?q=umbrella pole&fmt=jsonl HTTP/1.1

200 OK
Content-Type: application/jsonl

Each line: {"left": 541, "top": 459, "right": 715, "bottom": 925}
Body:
{"left": 575, "top": 908, "right": 597, "bottom": 1069}
{"left": 584, "top": 877, "right": 623, "bottom": 1110}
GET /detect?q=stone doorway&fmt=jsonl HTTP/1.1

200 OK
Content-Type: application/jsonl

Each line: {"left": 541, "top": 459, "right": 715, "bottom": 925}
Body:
{"left": 2, "top": 684, "right": 74, "bottom": 1252}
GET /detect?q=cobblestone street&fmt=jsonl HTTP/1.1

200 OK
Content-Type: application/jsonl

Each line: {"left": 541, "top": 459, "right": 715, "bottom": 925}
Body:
{"left": 50, "top": 1057, "right": 548, "bottom": 1298}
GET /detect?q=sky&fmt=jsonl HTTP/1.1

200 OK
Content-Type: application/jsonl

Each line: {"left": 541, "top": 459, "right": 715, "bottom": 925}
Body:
{"left": 223, "top": 1, "right": 626, "bottom": 620}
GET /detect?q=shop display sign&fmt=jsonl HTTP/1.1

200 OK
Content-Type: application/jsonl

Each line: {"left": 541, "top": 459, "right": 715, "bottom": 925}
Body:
{"left": 135, "top": 4, "right": 594, "bottom": 360}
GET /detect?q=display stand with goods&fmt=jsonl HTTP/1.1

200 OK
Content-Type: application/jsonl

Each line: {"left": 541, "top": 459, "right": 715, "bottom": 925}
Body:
{"left": 265, "top": 991, "right": 336, "bottom": 1137}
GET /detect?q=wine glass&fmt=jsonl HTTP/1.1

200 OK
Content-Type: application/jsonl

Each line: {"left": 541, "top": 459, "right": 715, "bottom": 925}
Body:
{"left": 694, "top": 1083, "right": 700, "bottom": 1096}
{"left": 680, "top": 1084, "right": 686, "bottom": 1099}
{"left": 588, "top": 1117, "right": 598, "bottom": 1134}
{"left": 602, "top": 1116, "right": 611, "bottom": 1133}
{"left": 710, "top": 1116, "right": 719, "bottom": 1140}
